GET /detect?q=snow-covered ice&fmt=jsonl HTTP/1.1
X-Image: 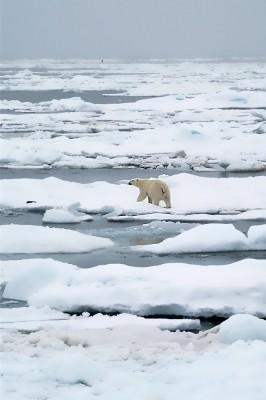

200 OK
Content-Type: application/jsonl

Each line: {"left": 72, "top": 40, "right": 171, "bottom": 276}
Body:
{"left": 1, "top": 312, "right": 266, "bottom": 400}
{"left": 0, "top": 97, "right": 102, "bottom": 114}
{"left": 42, "top": 203, "right": 93, "bottom": 223}
{"left": 1, "top": 59, "right": 265, "bottom": 96}
{"left": 0, "top": 307, "right": 200, "bottom": 332}
{"left": 0, "top": 258, "right": 75, "bottom": 286}
{"left": 2, "top": 258, "right": 266, "bottom": 317}
{"left": 1, "top": 174, "right": 266, "bottom": 217}
{"left": 108, "top": 209, "right": 266, "bottom": 223}
{"left": 0, "top": 224, "right": 113, "bottom": 253}
{"left": 1, "top": 121, "right": 266, "bottom": 170}
{"left": 0, "top": 306, "right": 68, "bottom": 324}
{"left": 135, "top": 223, "right": 266, "bottom": 254}
{"left": 1, "top": 60, "right": 266, "bottom": 170}
{"left": 248, "top": 224, "right": 266, "bottom": 250}
{"left": 135, "top": 223, "right": 248, "bottom": 254}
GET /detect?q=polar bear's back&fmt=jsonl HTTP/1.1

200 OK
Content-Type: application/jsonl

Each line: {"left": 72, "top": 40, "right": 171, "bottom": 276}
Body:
{"left": 138, "top": 179, "right": 170, "bottom": 198}
{"left": 148, "top": 179, "right": 170, "bottom": 195}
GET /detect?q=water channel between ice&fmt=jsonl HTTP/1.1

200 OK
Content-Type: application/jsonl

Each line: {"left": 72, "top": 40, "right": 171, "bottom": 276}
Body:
{"left": 1, "top": 168, "right": 266, "bottom": 269}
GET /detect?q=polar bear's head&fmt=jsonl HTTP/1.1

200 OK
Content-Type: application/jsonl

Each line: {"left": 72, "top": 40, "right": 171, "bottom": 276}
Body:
{"left": 128, "top": 178, "right": 141, "bottom": 187}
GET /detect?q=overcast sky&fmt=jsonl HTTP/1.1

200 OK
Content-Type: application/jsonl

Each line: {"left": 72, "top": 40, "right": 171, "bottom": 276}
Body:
{"left": 1, "top": 0, "right": 265, "bottom": 60}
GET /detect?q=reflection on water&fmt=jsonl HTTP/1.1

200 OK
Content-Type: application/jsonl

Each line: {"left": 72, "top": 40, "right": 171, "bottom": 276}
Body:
{"left": 129, "top": 237, "right": 164, "bottom": 246}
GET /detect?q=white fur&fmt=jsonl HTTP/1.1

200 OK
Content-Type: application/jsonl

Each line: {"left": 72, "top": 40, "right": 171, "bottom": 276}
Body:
{"left": 129, "top": 178, "right": 171, "bottom": 208}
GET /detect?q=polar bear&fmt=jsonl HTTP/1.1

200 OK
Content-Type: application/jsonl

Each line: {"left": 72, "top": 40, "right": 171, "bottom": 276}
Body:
{"left": 128, "top": 178, "right": 171, "bottom": 208}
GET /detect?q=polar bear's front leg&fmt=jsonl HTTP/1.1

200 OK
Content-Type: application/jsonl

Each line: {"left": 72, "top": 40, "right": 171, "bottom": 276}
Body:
{"left": 164, "top": 198, "right": 171, "bottom": 208}
{"left": 137, "top": 190, "right": 147, "bottom": 202}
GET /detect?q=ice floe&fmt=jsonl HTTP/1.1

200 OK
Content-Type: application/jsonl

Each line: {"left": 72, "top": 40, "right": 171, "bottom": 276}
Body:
{"left": 1, "top": 122, "right": 266, "bottom": 169}
{"left": 134, "top": 223, "right": 248, "bottom": 253}
{"left": 2, "top": 258, "right": 266, "bottom": 317}
{"left": 42, "top": 203, "right": 93, "bottom": 223}
{"left": 1, "top": 311, "right": 266, "bottom": 400}
{"left": 1, "top": 59, "right": 266, "bottom": 96}
{"left": 0, "top": 224, "right": 113, "bottom": 253}
{"left": 1, "top": 65, "right": 266, "bottom": 170}
{"left": 0, "top": 306, "right": 68, "bottom": 324}
{"left": 135, "top": 223, "right": 266, "bottom": 254}
{"left": 0, "top": 307, "right": 200, "bottom": 332}
{"left": 0, "top": 97, "right": 102, "bottom": 113}
{"left": 108, "top": 209, "right": 266, "bottom": 223}
{"left": 1, "top": 174, "right": 266, "bottom": 217}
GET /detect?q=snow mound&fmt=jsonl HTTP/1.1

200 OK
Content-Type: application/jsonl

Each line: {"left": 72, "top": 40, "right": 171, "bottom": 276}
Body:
{"left": 42, "top": 203, "right": 93, "bottom": 223}
{"left": 219, "top": 314, "right": 266, "bottom": 343}
{"left": 0, "top": 224, "right": 113, "bottom": 253}
{"left": 135, "top": 223, "right": 248, "bottom": 254}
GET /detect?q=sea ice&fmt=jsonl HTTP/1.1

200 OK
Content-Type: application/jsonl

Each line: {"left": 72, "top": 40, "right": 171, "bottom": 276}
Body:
{"left": 0, "top": 224, "right": 113, "bottom": 253}
{"left": 135, "top": 223, "right": 266, "bottom": 254}
{"left": 0, "top": 306, "right": 68, "bottom": 324}
{"left": 1, "top": 174, "right": 266, "bottom": 217}
{"left": 2, "top": 258, "right": 266, "bottom": 317}
{"left": 0, "top": 308, "right": 200, "bottom": 332}
{"left": 248, "top": 224, "right": 266, "bottom": 250}
{"left": 134, "top": 223, "right": 248, "bottom": 254}
{"left": 1, "top": 312, "right": 266, "bottom": 400}
{"left": 218, "top": 314, "right": 266, "bottom": 344}
{"left": 42, "top": 203, "right": 93, "bottom": 223}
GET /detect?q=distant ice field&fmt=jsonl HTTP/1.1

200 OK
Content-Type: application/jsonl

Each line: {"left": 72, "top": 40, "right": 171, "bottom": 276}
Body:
{"left": 0, "top": 59, "right": 266, "bottom": 170}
